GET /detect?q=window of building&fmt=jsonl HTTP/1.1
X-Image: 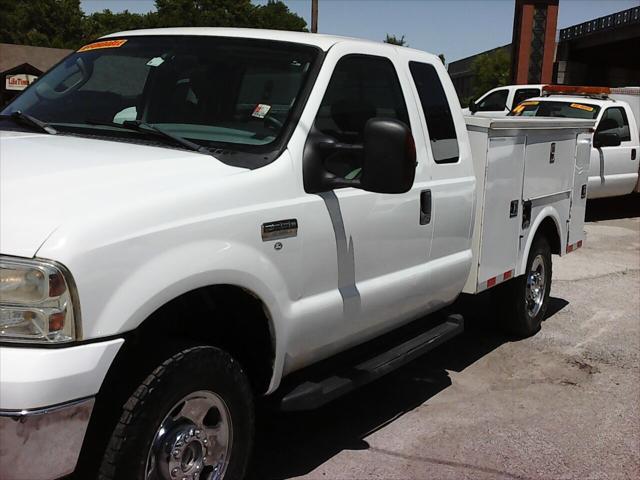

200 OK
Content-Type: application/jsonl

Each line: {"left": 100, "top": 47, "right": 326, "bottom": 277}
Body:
{"left": 409, "top": 61, "right": 459, "bottom": 163}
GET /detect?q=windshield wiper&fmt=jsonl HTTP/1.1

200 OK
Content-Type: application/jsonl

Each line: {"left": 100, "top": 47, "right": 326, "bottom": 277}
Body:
{"left": 0, "top": 111, "right": 57, "bottom": 135}
{"left": 85, "top": 119, "right": 211, "bottom": 155}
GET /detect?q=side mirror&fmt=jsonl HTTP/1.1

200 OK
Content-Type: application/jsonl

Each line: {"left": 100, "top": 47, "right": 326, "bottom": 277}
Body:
{"left": 468, "top": 99, "right": 478, "bottom": 113}
{"left": 360, "top": 118, "right": 416, "bottom": 194}
{"left": 302, "top": 118, "right": 416, "bottom": 194}
{"left": 594, "top": 131, "right": 621, "bottom": 148}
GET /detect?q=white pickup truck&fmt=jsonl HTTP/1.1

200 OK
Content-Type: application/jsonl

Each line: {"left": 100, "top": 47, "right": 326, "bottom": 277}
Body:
{"left": 0, "top": 29, "right": 593, "bottom": 480}
{"left": 509, "top": 86, "right": 640, "bottom": 198}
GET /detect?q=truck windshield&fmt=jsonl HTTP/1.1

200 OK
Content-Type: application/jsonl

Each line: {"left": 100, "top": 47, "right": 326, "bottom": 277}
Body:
{"left": 1, "top": 36, "right": 318, "bottom": 155}
{"left": 509, "top": 100, "right": 600, "bottom": 119}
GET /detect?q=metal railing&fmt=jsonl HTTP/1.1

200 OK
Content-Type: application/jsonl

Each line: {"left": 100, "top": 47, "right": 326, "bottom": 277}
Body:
{"left": 559, "top": 6, "right": 639, "bottom": 42}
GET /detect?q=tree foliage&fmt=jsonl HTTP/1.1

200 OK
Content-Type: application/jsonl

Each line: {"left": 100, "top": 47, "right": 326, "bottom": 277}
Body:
{"left": 471, "top": 48, "right": 511, "bottom": 98}
{"left": 0, "top": 0, "right": 307, "bottom": 49}
{"left": 384, "top": 34, "right": 407, "bottom": 46}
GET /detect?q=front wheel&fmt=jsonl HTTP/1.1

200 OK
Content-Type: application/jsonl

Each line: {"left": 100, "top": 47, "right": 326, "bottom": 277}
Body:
{"left": 498, "top": 235, "right": 552, "bottom": 337}
{"left": 99, "top": 346, "right": 254, "bottom": 480}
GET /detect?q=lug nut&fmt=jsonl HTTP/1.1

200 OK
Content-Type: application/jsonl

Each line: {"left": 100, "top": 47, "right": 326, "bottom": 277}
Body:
{"left": 171, "top": 467, "right": 179, "bottom": 477}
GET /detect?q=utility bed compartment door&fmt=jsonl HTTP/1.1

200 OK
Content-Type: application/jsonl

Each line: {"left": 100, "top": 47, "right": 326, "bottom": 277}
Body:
{"left": 522, "top": 132, "right": 576, "bottom": 200}
{"left": 477, "top": 136, "right": 525, "bottom": 290}
{"left": 567, "top": 133, "right": 592, "bottom": 247}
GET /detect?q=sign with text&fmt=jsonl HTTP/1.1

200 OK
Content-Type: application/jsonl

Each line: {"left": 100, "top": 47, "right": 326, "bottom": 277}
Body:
{"left": 5, "top": 74, "right": 38, "bottom": 91}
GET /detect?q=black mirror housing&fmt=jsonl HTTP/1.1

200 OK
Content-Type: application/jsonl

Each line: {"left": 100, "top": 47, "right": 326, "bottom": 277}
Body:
{"left": 360, "top": 118, "right": 416, "bottom": 194}
{"left": 468, "top": 100, "right": 478, "bottom": 113}
{"left": 594, "top": 131, "right": 621, "bottom": 148}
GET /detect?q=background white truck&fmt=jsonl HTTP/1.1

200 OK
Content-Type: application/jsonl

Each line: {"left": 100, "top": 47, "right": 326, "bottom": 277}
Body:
{"left": 462, "top": 84, "right": 543, "bottom": 117}
{"left": 0, "top": 29, "right": 593, "bottom": 480}
{"left": 509, "top": 85, "right": 640, "bottom": 198}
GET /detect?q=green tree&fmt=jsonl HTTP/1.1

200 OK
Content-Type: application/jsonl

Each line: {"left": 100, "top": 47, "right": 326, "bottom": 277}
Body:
{"left": 253, "top": 0, "right": 307, "bottom": 31}
{"left": 83, "top": 10, "right": 154, "bottom": 41}
{"left": 471, "top": 48, "right": 511, "bottom": 98}
{"left": 153, "top": 0, "right": 306, "bottom": 30}
{"left": 0, "top": 0, "right": 84, "bottom": 48}
{"left": 0, "top": 0, "right": 307, "bottom": 50}
{"left": 384, "top": 34, "right": 407, "bottom": 46}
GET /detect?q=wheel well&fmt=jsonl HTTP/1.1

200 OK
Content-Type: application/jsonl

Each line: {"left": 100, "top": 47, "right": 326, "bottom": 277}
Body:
{"left": 536, "top": 216, "right": 561, "bottom": 255}
{"left": 75, "top": 285, "right": 274, "bottom": 477}
{"left": 133, "top": 285, "right": 275, "bottom": 394}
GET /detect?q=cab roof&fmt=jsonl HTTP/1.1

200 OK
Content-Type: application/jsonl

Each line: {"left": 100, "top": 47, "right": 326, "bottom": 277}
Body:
{"left": 102, "top": 27, "right": 399, "bottom": 53}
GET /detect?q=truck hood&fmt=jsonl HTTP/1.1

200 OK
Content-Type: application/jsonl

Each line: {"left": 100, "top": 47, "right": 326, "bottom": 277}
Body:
{"left": 0, "top": 131, "right": 246, "bottom": 258}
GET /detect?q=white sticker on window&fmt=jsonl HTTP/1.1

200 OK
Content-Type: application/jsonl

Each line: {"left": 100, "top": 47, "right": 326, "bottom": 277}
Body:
{"left": 146, "top": 57, "right": 165, "bottom": 67}
{"left": 252, "top": 104, "right": 271, "bottom": 119}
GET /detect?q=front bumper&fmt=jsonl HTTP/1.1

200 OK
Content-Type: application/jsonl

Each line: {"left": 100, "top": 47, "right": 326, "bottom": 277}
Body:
{"left": 0, "top": 397, "right": 94, "bottom": 480}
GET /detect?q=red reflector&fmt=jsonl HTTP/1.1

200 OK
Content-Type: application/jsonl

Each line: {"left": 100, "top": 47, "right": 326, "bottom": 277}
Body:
{"left": 49, "top": 311, "right": 66, "bottom": 332}
{"left": 487, "top": 277, "right": 497, "bottom": 288}
{"left": 577, "top": 240, "right": 583, "bottom": 248}
{"left": 503, "top": 270, "right": 513, "bottom": 281}
{"left": 567, "top": 244, "right": 574, "bottom": 253}
{"left": 49, "top": 272, "right": 66, "bottom": 297}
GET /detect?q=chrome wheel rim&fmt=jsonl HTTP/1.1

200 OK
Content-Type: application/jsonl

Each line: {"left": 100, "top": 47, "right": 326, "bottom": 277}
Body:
{"left": 525, "top": 254, "right": 546, "bottom": 318}
{"left": 145, "top": 390, "right": 233, "bottom": 480}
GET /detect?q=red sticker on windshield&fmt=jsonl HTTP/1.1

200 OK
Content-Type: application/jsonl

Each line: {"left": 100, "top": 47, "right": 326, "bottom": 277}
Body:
{"left": 78, "top": 39, "right": 127, "bottom": 52}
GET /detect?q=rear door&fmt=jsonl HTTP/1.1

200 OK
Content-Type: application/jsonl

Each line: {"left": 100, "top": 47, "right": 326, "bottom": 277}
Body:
{"left": 400, "top": 51, "right": 475, "bottom": 304}
{"left": 512, "top": 87, "right": 542, "bottom": 110}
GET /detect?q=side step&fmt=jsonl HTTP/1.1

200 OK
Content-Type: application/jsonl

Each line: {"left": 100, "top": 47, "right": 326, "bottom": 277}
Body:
{"left": 279, "top": 314, "right": 464, "bottom": 412}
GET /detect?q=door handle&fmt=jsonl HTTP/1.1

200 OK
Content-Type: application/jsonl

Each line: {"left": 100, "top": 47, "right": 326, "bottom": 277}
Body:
{"left": 420, "top": 189, "right": 431, "bottom": 225}
{"left": 632, "top": 148, "right": 637, "bottom": 161}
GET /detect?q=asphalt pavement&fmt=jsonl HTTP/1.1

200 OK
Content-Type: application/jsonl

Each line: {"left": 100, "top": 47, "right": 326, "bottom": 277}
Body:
{"left": 251, "top": 194, "right": 640, "bottom": 480}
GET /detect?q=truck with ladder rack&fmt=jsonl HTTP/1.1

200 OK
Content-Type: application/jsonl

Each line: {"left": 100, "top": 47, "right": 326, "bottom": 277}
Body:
{"left": 0, "top": 28, "right": 594, "bottom": 480}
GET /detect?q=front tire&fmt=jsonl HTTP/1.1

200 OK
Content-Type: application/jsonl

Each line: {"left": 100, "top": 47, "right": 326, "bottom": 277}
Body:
{"left": 498, "top": 235, "right": 552, "bottom": 337}
{"left": 98, "top": 346, "right": 254, "bottom": 480}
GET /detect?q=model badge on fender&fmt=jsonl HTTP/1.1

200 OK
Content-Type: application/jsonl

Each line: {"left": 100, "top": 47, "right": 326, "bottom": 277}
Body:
{"left": 261, "top": 219, "right": 298, "bottom": 241}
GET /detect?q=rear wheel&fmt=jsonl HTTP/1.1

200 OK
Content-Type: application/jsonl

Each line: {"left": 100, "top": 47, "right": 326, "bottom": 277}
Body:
{"left": 99, "top": 346, "right": 254, "bottom": 480}
{"left": 499, "top": 235, "right": 552, "bottom": 337}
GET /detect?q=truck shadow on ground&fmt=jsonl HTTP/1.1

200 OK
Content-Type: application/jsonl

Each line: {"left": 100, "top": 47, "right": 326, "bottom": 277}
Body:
{"left": 586, "top": 193, "right": 640, "bottom": 222}
{"left": 249, "top": 294, "right": 568, "bottom": 480}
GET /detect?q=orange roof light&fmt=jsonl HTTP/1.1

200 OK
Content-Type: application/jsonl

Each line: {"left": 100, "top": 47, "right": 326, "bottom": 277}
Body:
{"left": 542, "top": 85, "right": 610, "bottom": 96}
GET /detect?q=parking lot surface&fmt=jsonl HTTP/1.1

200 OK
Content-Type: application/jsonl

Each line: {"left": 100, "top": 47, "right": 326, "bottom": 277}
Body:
{"left": 251, "top": 197, "right": 640, "bottom": 480}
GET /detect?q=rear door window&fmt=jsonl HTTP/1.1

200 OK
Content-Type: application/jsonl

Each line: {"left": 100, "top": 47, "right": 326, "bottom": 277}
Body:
{"left": 513, "top": 88, "right": 541, "bottom": 108}
{"left": 409, "top": 61, "right": 459, "bottom": 163}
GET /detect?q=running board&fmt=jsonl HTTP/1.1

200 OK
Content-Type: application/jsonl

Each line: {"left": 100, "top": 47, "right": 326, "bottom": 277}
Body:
{"left": 279, "top": 314, "right": 464, "bottom": 412}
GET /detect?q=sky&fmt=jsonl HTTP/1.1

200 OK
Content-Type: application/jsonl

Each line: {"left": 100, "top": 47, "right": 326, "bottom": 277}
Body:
{"left": 79, "top": 0, "right": 639, "bottom": 62}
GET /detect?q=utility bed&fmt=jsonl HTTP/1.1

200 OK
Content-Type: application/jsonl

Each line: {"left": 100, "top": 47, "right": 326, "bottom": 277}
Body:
{"left": 463, "top": 116, "right": 595, "bottom": 294}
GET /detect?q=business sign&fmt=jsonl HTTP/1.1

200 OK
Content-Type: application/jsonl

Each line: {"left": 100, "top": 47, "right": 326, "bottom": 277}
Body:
{"left": 5, "top": 74, "right": 38, "bottom": 91}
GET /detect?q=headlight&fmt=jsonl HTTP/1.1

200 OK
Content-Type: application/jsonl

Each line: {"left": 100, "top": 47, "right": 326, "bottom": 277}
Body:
{"left": 0, "top": 257, "right": 81, "bottom": 343}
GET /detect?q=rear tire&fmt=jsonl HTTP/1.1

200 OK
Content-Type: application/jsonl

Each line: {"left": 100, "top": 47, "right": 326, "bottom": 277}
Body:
{"left": 498, "top": 235, "right": 552, "bottom": 337}
{"left": 98, "top": 346, "right": 254, "bottom": 480}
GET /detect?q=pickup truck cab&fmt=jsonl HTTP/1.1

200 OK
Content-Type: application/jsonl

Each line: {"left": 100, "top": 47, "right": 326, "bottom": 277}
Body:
{"left": 462, "top": 84, "right": 543, "bottom": 117}
{"left": 0, "top": 29, "right": 592, "bottom": 480}
{"left": 509, "top": 86, "right": 640, "bottom": 198}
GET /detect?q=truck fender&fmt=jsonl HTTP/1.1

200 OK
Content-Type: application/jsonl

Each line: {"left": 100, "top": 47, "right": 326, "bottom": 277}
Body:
{"left": 518, "top": 206, "right": 563, "bottom": 275}
{"left": 89, "top": 240, "right": 288, "bottom": 380}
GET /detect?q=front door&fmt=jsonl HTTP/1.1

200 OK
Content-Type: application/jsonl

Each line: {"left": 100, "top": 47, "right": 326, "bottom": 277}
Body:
{"left": 287, "top": 45, "right": 435, "bottom": 369}
{"left": 589, "top": 106, "right": 639, "bottom": 198}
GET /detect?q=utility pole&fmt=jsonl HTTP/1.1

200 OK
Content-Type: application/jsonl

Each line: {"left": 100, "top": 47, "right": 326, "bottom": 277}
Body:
{"left": 311, "top": 0, "right": 318, "bottom": 33}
